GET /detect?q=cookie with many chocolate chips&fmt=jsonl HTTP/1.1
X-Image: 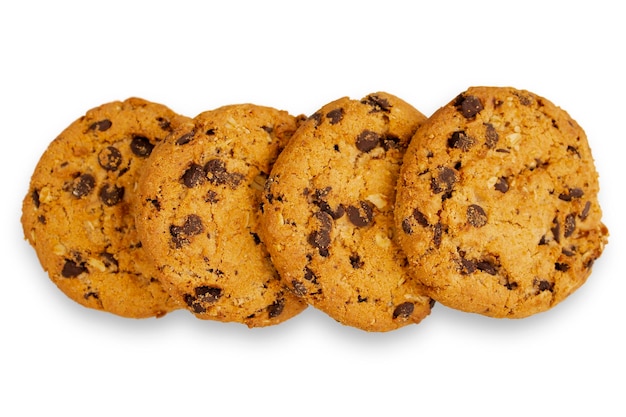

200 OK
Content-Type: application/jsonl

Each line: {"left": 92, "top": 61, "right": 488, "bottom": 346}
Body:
{"left": 21, "top": 98, "right": 185, "bottom": 318}
{"left": 260, "top": 92, "right": 434, "bottom": 332}
{"left": 134, "top": 104, "right": 308, "bottom": 327}
{"left": 395, "top": 86, "right": 609, "bottom": 318}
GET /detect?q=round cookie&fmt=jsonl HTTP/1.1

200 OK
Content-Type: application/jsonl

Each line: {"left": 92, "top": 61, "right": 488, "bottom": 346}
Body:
{"left": 260, "top": 92, "right": 434, "bottom": 332}
{"left": 21, "top": 98, "right": 185, "bottom": 318}
{"left": 395, "top": 86, "right": 609, "bottom": 318}
{"left": 133, "top": 104, "right": 308, "bottom": 327}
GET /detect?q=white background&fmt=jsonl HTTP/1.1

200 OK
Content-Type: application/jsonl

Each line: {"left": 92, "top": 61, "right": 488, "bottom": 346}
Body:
{"left": 2, "top": 1, "right": 624, "bottom": 415}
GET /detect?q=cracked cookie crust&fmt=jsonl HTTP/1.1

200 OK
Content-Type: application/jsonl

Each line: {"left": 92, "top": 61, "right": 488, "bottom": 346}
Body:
{"left": 395, "top": 86, "right": 609, "bottom": 318}
{"left": 260, "top": 92, "right": 433, "bottom": 332}
{"left": 21, "top": 98, "right": 185, "bottom": 318}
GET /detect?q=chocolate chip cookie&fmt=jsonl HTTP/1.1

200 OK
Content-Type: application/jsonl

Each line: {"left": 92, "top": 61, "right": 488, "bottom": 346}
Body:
{"left": 21, "top": 98, "right": 185, "bottom": 318}
{"left": 395, "top": 86, "right": 609, "bottom": 318}
{"left": 133, "top": 104, "right": 308, "bottom": 327}
{"left": 260, "top": 92, "right": 434, "bottom": 332}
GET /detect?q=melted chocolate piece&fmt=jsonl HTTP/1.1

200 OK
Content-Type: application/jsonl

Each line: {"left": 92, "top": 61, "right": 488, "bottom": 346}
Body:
{"left": 392, "top": 302, "right": 414, "bottom": 319}
{"left": 494, "top": 177, "right": 509, "bottom": 193}
{"left": 61, "top": 259, "right": 88, "bottom": 277}
{"left": 267, "top": 298, "right": 285, "bottom": 318}
{"left": 98, "top": 146, "right": 123, "bottom": 171}
{"left": 175, "top": 132, "right": 195, "bottom": 145}
{"left": 346, "top": 201, "right": 374, "bottom": 227}
{"left": 130, "top": 135, "right": 154, "bottom": 157}
{"left": 326, "top": 108, "right": 344, "bottom": 125}
{"left": 447, "top": 131, "right": 475, "bottom": 151}
{"left": 182, "top": 163, "right": 206, "bottom": 188}
{"left": 170, "top": 214, "right": 204, "bottom": 248}
{"left": 355, "top": 130, "right": 381, "bottom": 152}
{"left": 362, "top": 95, "right": 392, "bottom": 112}
{"left": 71, "top": 173, "right": 95, "bottom": 198}
{"left": 430, "top": 166, "right": 457, "bottom": 194}
{"left": 99, "top": 183, "right": 125, "bottom": 206}
{"left": 88, "top": 119, "right": 112, "bottom": 132}
{"left": 467, "top": 204, "right": 487, "bottom": 227}
{"left": 484, "top": 123, "right": 499, "bottom": 148}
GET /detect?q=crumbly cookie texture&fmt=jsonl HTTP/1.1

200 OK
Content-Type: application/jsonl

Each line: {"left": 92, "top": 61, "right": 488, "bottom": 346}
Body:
{"left": 395, "top": 86, "right": 608, "bottom": 318}
{"left": 21, "top": 98, "right": 184, "bottom": 318}
{"left": 134, "top": 104, "right": 308, "bottom": 327}
{"left": 260, "top": 92, "right": 434, "bottom": 332}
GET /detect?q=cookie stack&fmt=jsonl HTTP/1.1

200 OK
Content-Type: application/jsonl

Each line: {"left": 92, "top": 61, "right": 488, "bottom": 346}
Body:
{"left": 21, "top": 87, "right": 609, "bottom": 331}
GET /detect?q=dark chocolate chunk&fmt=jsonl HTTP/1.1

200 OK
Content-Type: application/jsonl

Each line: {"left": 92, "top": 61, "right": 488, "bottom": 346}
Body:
{"left": 304, "top": 266, "right": 319, "bottom": 284}
{"left": 31, "top": 189, "right": 40, "bottom": 208}
{"left": 346, "top": 201, "right": 374, "bottom": 227}
{"left": 580, "top": 201, "right": 591, "bottom": 220}
{"left": 494, "top": 177, "right": 509, "bottom": 193}
{"left": 175, "top": 132, "right": 195, "bottom": 145}
{"left": 454, "top": 94, "right": 483, "bottom": 118}
{"left": 61, "top": 259, "right": 88, "bottom": 277}
{"left": 130, "top": 135, "right": 154, "bottom": 157}
{"left": 534, "top": 278, "right": 554, "bottom": 292}
{"left": 267, "top": 298, "right": 285, "bottom": 318}
{"left": 99, "top": 183, "right": 125, "bottom": 206}
{"left": 71, "top": 173, "right": 96, "bottom": 198}
{"left": 392, "top": 302, "right": 414, "bottom": 319}
{"left": 355, "top": 130, "right": 381, "bottom": 152}
{"left": 195, "top": 286, "right": 222, "bottom": 303}
{"left": 447, "top": 131, "right": 475, "bottom": 151}
{"left": 204, "top": 159, "right": 244, "bottom": 187}
{"left": 412, "top": 208, "right": 429, "bottom": 227}
{"left": 362, "top": 94, "right": 392, "bottom": 112}
{"left": 307, "top": 211, "right": 333, "bottom": 256}
{"left": 326, "top": 108, "right": 344, "bottom": 125}
{"left": 170, "top": 214, "right": 204, "bottom": 248}
{"left": 100, "top": 252, "right": 119, "bottom": 271}
{"left": 291, "top": 280, "right": 307, "bottom": 296}
{"left": 484, "top": 123, "right": 499, "bottom": 148}
{"left": 88, "top": 119, "right": 112, "bottom": 132}
{"left": 98, "top": 146, "right": 123, "bottom": 171}
{"left": 182, "top": 163, "right": 206, "bottom": 188}
{"left": 349, "top": 254, "right": 364, "bottom": 269}
{"left": 555, "top": 262, "right": 570, "bottom": 272}
{"left": 559, "top": 187, "right": 584, "bottom": 202}
{"left": 551, "top": 217, "right": 561, "bottom": 243}
{"left": 430, "top": 166, "right": 457, "bottom": 194}
{"left": 401, "top": 218, "right": 414, "bottom": 234}
{"left": 564, "top": 213, "right": 576, "bottom": 238}
{"left": 476, "top": 259, "right": 497, "bottom": 275}
{"left": 310, "top": 112, "right": 323, "bottom": 127}
{"left": 467, "top": 204, "right": 487, "bottom": 227}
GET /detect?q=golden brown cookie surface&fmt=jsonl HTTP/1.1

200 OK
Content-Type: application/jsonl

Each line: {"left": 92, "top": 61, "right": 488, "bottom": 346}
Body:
{"left": 134, "top": 104, "right": 307, "bottom": 327}
{"left": 395, "top": 86, "right": 609, "bottom": 318}
{"left": 21, "top": 98, "right": 184, "bottom": 318}
{"left": 260, "top": 92, "right": 433, "bottom": 332}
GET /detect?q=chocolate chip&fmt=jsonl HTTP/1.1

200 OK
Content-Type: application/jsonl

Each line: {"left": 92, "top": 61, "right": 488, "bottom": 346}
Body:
{"left": 559, "top": 187, "right": 584, "bottom": 202}
{"left": 88, "top": 119, "right": 112, "bottom": 132}
{"left": 381, "top": 135, "right": 401, "bottom": 150}
{"left": 307, "top": 211, "right": 333, "bottom": 256}
{"left": 430, "top": 166, "right": 457, "bottom": 194}
{"left": 31, "top": 189, "right": 40, "bottom": 208}
{"left": 551, "top": 217, "right": 561, "bottom": 243}
{"left": 61, "top": 259, "right": 87, "bottom": 277}
{"left": 304, "top": 266, "right": 319, "bottom": 284}
{"left": 326, "top": 108, "right": 344, "bottom": 124}
{"left": 99, "top": 184, "right": 124, "bottom": 206}
{"left": 454, "top": 94, "right": 483, "bottom": 119}
{"left": 310, "top": 187, "right": 344, "bottom": 219}
{"left": 100, "top": 252, "right": 119, "bottom": 271}
{"left": 204, "top": 159, "right": 244, "bottom": 187}
{"left": 447, "top": 131, "right": 475, "bottom": 151}
{"left": 175, "top": 132, "right": 195, "bottom": 145}
{"left": 347, "top": 201, "right": 374, "bottom": 227}
{"left": 392, "top": 302, "right": 414, "bottom": 319}
{"left": 534, "top": 278, "right": 554, "bottom": 292}
{"left": 181, "top": 163, "right": 206, "bottom": 188}
{"left": 433, "top": 223, "right": 443, "bottom": 247}
{"left": 459, "top": 257, "right": 477, "bottom": 274}
{"left": 355, "top": 130, "right": 381, "bottom": 152}
{"left": 476, "top": 259, "right": 497, "bottom": 275}
{"left": 98, "top": 146, "right": 123, "bottom": 171}
{"left": 504, "top": 281, "right": 518, "bottom": 290}
{"left": 170, "top": 214, "right": 204, "bottom": 248}
{"left": 467, "top": 204, "right": 487, "bottom": 227}
{"left": 555, "top": 262, "right": 570, "bottom": 272}
{"left": 361, "top": 94, "right": 392, "bottom": 112}
{"left": 205, "top": 190, "right": 219, "bottom": 203}
{"left": 494, "top": 177, "right": 509, "bottom": 193}
{"left": 195, "top": 286, "right": 222, "bottom": 303}
{"left": 130, "top": 135, "right": 154, "bottom": 157}
{"left": 485, "top": 123, "right": 499, "bottom": 148}
{"left": 562, "top": 246, "right": 576, "bottom": 256}
{"left": 580, "top": 201, "right": 591, "bottom": 220}
{"left": 564, "top": 213, "right": 576, "bottom": 238}
{"left": 310, "top": 112, "right": 323, "bottom": 127}
{"left": 349, "top": 254, "right": 364, "bottom": 269}
{"left": 156, "top": 116, "right": 172, "bottom": 131}
{"left": 291, "top": 280, "right": 307, "bottom": 296}
{"left": 401, "top": 218, "right": 414, "bottom": 234}
{"left": 412, "top": 208, "right": 429, "bottom": 227}
{"left": 267, "top": 298, "right": 285, "bottom": 318}
{"left": 71, "top": 173, "right": 95, "bottom": 198}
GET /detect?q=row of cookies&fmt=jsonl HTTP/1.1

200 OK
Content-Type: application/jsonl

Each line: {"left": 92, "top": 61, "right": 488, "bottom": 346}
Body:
{"left": 21, "top": 87, "right": 608, "bottom": 331}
